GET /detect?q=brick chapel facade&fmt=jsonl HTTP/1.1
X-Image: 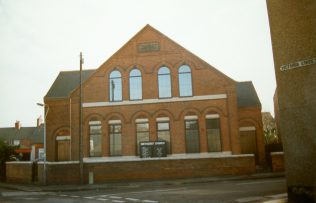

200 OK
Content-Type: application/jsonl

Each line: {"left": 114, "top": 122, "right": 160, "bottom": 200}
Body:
{"left": 44, "top": 25, "right": 265, "bottom": 165}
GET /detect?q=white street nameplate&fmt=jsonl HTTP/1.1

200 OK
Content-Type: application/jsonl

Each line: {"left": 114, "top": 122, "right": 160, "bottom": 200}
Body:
{"left": 280, "top": 58, "right": 316, "bottom": 71}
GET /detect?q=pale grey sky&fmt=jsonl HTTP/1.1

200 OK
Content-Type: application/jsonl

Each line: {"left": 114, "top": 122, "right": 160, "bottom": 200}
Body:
{"left": 0, "top": 0, "right": 275, "bottom": 127}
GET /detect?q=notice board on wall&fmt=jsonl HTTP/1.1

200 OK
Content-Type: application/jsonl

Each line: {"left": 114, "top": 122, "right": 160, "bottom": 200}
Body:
{"left": 140, "top": 141, "right": 167, "bottom": 158}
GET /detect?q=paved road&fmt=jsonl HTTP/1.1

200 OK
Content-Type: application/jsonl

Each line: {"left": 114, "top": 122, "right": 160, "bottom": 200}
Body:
{"left": 0, "top": 177, "right": 287, "bottom": 203}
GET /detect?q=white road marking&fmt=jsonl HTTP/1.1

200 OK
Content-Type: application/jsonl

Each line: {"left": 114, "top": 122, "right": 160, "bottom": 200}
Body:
{"left": 84, "top": 196, "right": 100, "bottom": 199}
{"left": 235, "top": 196, "right": 265, "bottom": 202}
{"left": 109, "top": 195, "right": 122, "bottom": 199}
{"left": 236, "top": 179, "right": 285, "bottom": 186}
{"left": 84, "top": 196, "right": 94, "bottom": 199}
{"left": 112, "top": 200, "right": 125, "bottom": 203}
{"left": 261, "top": 199, "right": 287, "bottom": 203}
{"left": 96, "top": 198, "right": 109, "bottom": 201}
{"left": 59, "top": 194, "right": 68, "bottom": 197}
{"left": 107, "top": 187, "right": 186, "bottom": 196}
{"left": 142, "top": 200, "right": 158, "bottom": 203}
{"left": 265, "top": 193, "right": 288, "bottom": 199}
{"left": 70, "top": 195, "right": 80, "bottom": 198}
{"left": 125, "top": 198, "right": 140, "bottom": 201}
{"left": 21, "top": 197, "right": 40, "bottom": 201}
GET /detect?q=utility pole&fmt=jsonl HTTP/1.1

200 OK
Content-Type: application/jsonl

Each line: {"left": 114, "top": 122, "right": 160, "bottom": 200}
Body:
{"left": 79, "top": 52, "right": 84, "bottom": 184}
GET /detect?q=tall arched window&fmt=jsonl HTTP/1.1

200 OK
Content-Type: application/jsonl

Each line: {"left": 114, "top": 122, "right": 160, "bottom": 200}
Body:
{"left": 129, "top": 69, "right": 142, "bottom": 100}
{"left": 158, "top": 67, "right": 172, "bottom": 98}
{"left": 178, "top": 65, "right": 192, "bottom": 97}
{"left": 109, "top": 70, "right": 122, "bottom": 102}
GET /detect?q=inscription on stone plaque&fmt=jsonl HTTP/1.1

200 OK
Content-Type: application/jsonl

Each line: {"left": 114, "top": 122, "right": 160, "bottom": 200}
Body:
{"left": 137, "top": 42, "right": 160, "bottom": 53}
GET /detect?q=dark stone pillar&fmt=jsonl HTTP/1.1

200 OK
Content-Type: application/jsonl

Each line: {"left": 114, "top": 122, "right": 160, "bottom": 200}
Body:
{"left": 266, "top": 0, "right": 316, "bottom": 202}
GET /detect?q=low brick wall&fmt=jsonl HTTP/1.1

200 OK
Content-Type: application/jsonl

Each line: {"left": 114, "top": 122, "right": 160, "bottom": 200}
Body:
{"left": 84, "top": 155, "right": 255, "bottom": 183}
{"left": 40, "top": 154, "right": 255, "bottom": 185}
{"left": 6, "top": 161, "right": 34, "bottom": 183}
{"left": 38, "top": 161, "right": 80, "bottom": 185}
{"left": 7, "top": 154, "right": 256, "bottom": 185}
{"left": 270, "top": 152, "right": 285, "bottom": 172}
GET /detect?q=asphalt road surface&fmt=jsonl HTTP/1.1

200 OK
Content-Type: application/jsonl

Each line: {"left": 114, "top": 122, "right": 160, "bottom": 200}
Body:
{"left": 0, "top": 177, "right": 286, "bottom": 203}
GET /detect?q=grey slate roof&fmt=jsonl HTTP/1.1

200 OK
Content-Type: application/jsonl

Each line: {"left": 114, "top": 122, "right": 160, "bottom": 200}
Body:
{"left": 0, "top": 126, "right": 44, "bottom": 145}
{"left": 236, "top": 81, "right": 261, "bottom": 108}
{"left": 45, "top": 69, "right": 96, "bottom": 99}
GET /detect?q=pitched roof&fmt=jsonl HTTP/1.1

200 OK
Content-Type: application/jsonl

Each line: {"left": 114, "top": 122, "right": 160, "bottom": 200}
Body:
{"left": 45, "top": 69, "right": 96, "bottom": 99}
{"left": 0, "top": 126, "right": 44, "bottom": 146}
{"left": 236, "top": 81, "right": 261, "bottom": 108}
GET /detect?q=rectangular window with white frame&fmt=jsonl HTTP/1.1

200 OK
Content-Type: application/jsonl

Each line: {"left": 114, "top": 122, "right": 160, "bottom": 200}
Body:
{"left": 89, "top": 121, "right": 102, "bottom": 157}
{"left": 109, "top": 120, "right": 122, "bottom": 156}
{"left": 157, "top": 117, "right": 171, "bottom": 154}
{"left": 136, "top": 119, "right": 149, "bottom": 155}
{"left": 205, "top": 114, "right": 222, "bottom": 152}
{"left": 185, "top": 116, "right": 200, "bottom": 153}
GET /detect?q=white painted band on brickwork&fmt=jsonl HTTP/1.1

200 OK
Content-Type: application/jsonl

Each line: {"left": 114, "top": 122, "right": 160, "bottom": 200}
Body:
{"left": 136, "top": 118, "right": 149, "bottom": 123}
{"left": 56, "top": 135, "right": 71, "bottom": 141}
{"left": 270, "top": 151, "right": 284, "bottom": 155}
{"left": 108, "top": 120, "right": 121, "bottom": 124}
{"left": 6, "top": 161, "right": 33, "bottom": 164}
{"left": 82, "top": 152, "right": 253, "bottom": 163}
{"left": 156, "top": 117, "right": 170, "bottom": 121}
{"left": 205, "top": 114, "right": 220, "bottom": 118}
{"left": 239, "top": 126, "right": 256, "bottom": 131}
{"left": 184, "top": 115, "right": 198, "bottom": 120}
{"left": 82, "top": 94, "right": 227, "bottom": 108}
{"left": 37, "top": 161, "right": 80, "bottom": 165}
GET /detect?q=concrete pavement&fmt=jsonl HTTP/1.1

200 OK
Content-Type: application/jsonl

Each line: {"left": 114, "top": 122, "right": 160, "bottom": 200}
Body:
{"left": 0, "top": 172, "right": 287, "bottom": 202}
{"left": 0, "top": 172, "right": 285, "bottom": 192}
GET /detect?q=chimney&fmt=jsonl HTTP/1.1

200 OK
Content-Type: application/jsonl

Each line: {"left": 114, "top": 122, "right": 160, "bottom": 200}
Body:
{"left": 37, "top": 116, "right": 43, "bottom": 127}
{"left": 15, "top": 121, "right": 21, "bottom": 130}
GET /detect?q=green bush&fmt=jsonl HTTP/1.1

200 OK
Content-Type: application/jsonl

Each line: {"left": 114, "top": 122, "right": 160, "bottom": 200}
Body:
{"left": 0, "top": 140, "right": 17, "bottom": 181}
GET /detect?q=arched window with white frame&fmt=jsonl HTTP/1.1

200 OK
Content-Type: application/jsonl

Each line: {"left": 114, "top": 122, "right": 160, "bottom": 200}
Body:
{"left": 178, "top": 65, "right": 193, "bottom": 97}
{"left": 129, "top": 68, "right": 142, "bottom": 100}
{"left": 158, "top": 66, "right": 172, "bottom": 98}
{"left": 109, "top": 70, "right": 122, "bottom": 102}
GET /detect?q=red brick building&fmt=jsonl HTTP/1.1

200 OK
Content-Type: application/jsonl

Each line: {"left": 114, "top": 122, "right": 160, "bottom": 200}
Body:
{"left": 0, "top": 120, "right": 44, "bottom": 161}
{"left": 44, "top": 25, "right": 265, "bottom": 168}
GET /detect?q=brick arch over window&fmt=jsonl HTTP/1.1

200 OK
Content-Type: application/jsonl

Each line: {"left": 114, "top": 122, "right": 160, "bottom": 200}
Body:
{"left": 177, "top": 107, "right": 201, "bottom": 121}
{"left": 129, "top": 110, "right": 152, "bottom": 123}
{"left": 53, "top": 126, "right": 70, "bottom": 137}
{"left": 104, "top": 66, "right": 125, "bottom": 76}
{"left": 174, "top": 60, "right": 197, "bottom": 72}
{"left": 151, "top": 61, "right": 174, "bottom": 74}
{"left": 104, "top": 112, "right": 127, "bottom": 124}
{"left": 202, "top": 106, "right": 226, "bottom": 117}
{"left": 126, "top": 64, "right": 146, "bottom": 74}
{"left": 84, "top": 113, "right": 103, "bottom": 124}
{"left": 152, "top": 109, "right": 175, "bottom": 121}
{"left": 239, "top": 118, "right": 261, "bottom": 129}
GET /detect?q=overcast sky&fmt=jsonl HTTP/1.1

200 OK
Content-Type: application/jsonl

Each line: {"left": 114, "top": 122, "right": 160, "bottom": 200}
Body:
{"left": 0, "top": 0, "right": 275, "bottom": 127}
